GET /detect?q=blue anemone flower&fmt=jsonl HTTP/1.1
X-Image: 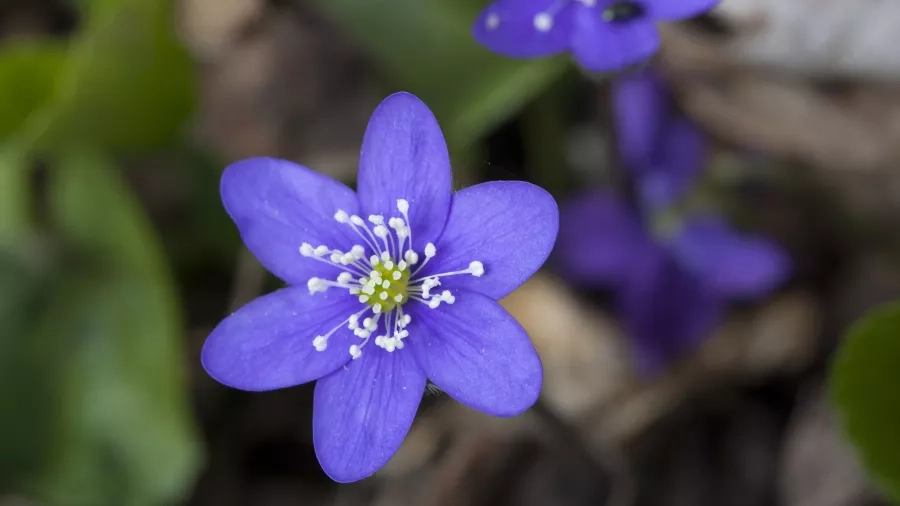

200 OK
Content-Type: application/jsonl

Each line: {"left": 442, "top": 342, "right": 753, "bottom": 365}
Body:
{"left": 201, "top": 92, "right": 559, "bottom": 483}
{"left": 472, "top": 0, "right": 720, "bottom": 71}
{"left": 554, "top": 191, "right": 790, "bottom": 374}
{"left": 613, "top": 70, "right": 706, "bottom": 208}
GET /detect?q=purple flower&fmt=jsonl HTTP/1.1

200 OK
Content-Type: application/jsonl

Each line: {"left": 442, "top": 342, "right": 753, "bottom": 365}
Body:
{"left": 554, "top": 191, "right": 789, "bottom": 373}
{"left": 472, "top": 0, "right": 720, "bottom": 71}
{"left": 613, "top": 70, "right": 706, "bottom": 208}
{"left": 201, "top": 92, "right": 558, "bottom": 483}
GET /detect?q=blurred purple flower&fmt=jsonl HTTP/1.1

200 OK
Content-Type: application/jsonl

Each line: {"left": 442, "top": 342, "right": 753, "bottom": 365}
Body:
{"left": 613, "top": 70, "right": 706, "bottom": 208}
{"left": 472, "top": 0, "right": 720, "bottom": 72}
{"left": 201, "top": 92, "right": 558, "bottom": 482}
{"left": 554, "top": 191, "right": 789, "bottom": 373}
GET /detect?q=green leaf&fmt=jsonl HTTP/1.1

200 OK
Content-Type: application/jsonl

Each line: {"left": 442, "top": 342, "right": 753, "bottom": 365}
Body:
{"left": 0, "top": 243, "right": 69, "bottom": 492}
{"left": 0, "top": 143, "right": 32, "bottom": 244}
{"left": 30, "top": 0, "right": 194, "bottom": 152}
{"left": 0, "top": 41, "right": 66, "bottom": 139}
{"left": 830, "top": 301, "right": 900, "bottom": 503}
{"left": 29, "top": 148, "right": 202, "bottom": 506}
{"left": 312, "top": 0, "right": 568, "bottom": 146}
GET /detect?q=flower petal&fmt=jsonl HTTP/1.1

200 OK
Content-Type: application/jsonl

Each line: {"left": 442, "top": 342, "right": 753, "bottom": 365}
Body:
{"left": 312, "top": 348, "right": 425, "bottom": 483}
{"left": 554, "top": 191, "right": 651, "bottom": 287}
{"left": 639, "top": 117, "right": 707, "bottom": 208}
{"left": 643, "top": 0, "right": 721, "bottom": 20}
{"left": 418, "top": 181, "right": 558, "bottom": 300}
{"left": 201, "top": 287, "right": 361, "bottom": 391}
{"left": 356, "top": 92, "right": 452, "bottom": 248}
{"left": 618, "top": 247, "right": 723, "bottom": 375}
{"left": 221, "top": 157, "right": 360, "bottom": 286}
{"left": 472, "top": 0, "right": 574, "bottom": 58}
{"left": 670, "top": 216, "right": 791, "bottom": 298}
{"left": 407, "top": 291, "right": 542, "bottom": 417}
{"left": 613, "top": 70, "right": 667, "bottom": 171}
{"left": 571, "top": 6, "right": 659, "bottom": 71}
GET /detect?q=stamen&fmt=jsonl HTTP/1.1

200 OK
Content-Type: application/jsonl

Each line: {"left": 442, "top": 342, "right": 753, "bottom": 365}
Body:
{"left": 308, "top": 200, "right": 486, "bottom": 359}
{"left": 311, "top": 306, "right": 369, "bottom": 351}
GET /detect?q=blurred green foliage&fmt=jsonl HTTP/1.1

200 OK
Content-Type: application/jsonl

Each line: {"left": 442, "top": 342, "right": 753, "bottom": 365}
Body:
{"left": 312, "top": 0, "right": 570, "bottom": 149}
{"left": 830, "top": 302, "right": 900, "bottom": 503}
{"left": 0, "top": 0, "right": 199, "bottom": 503}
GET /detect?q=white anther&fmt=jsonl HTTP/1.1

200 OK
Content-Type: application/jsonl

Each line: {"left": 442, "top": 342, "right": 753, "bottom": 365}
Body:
{"left": 402, "top": 314, "right": 412, "bottom": 326}
{"left": 351, "top": 245, "right": 365, "bottom": 258}
{"left": 299, "top": 243, "right": 314, "bottom": 256}
{"left": 440, "top": 290, "right": 455, "bottom": 304}
{"left": 340, "top": 253, "right": 355, "bottom": 264}
{"left": 397, "top": 228, "right": 410, "bottom": 239}
{"left": 330, "top": 252, "right": 342, "bottom": 263}
{"left": 313, "top": 245, "right": 328, "bottom": 257}
{"left": 373, "top": 225, "right": 389, "bottom": 238}
{"left": 349, "top": 345, "right": 362, "bottom": 359}
{"left": 405, "top": 250, "right": 419, "bottom": 265}
{"left": 368, "top": 215, "right": 384, "bottom": 225}
{"left": 392, "top": 271, "right": 402, "bottom": 280}
{"left": 334, "top": 210, "right": 350, "bottom": 223}
{"left": 534, "top": 13, "right": 553, "bottom": 31}
{"left": 394, "top": 294, "right": 403, "bottom": 303}
{"left": 359, "top": 295, "right": 369, "bottom": 303}
{"left": 370, "top": 255, "right": 380, "bottom": 266}
{"left": 356, "top": 328, "right": 370, "bottom": 338}
{"left": 398, "top": 260, "right": 408, "bottom": 270}
{"left": 381, "top": 251, "right": 391, "bottom": 262}
{"left": 388, "top": 217, "right": 402, "bottom": 229}
{"left": 428, "top": 298, "right": 441, "bottom": 309}
{"left": 469, "top": 261, "right": 485, "bottom": 277}
{"left": 424, "top": 243, "right": 436, "bottom": 258}
{"left": 373, "top": 303, "right": 383, "bottom": 314}
{"left": 313, "top": 336, "right": 328, "bottom": 351}
{"left": 397, "top": 199, "right": 409, "bottom": 213}
{"left": 307, "top": 277, "right": 323, "bottom": 294}
{"left": 384, "top": 260, "right": 394, "bottom": 270}
{"left": 365, "top": 319, "right": 378, "bottom": 332}
{"left": 337, "top": 272, "right": 353, "bottom": 284}
{"left": 350, "top": 215, "right": 365, "bottom": 226}
{"left": 349, "top": 314, "right": 360, "bottom": 330}
{"left": 485, "top": 12, "right": 500, "bottom": 30}
{"left": 379, "top": 292, "right": 388, "bottom": 300}
{"left": 382, "top": 280, "right": 391, "bottom": 289}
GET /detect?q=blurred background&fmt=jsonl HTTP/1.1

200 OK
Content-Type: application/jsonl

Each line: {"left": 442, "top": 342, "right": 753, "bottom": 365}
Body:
{"left": 2, "top": 0, "right": 900, "bottom": 505}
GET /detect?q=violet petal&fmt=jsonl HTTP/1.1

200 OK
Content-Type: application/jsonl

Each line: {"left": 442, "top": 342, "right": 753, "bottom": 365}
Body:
{"left": 407, "top": 291, "right": 542, "bottom": 417}
{"left": 220, "top": 157, "right": 360, "bottom": 286}
{"left": 671, "top": 215, "right": 790, "bottom": 299}
{"left": 201, "top": 288, "right": 360, "bottom": 391}
{"left": 312, "top": 348, "right": 425, "bottom": 483}
{"left": 356, "top": 92, "right": 452, "bottom": 248}
{"left": 419, "top": 181, "right": 558, "bottom": 300}
{"left": 554, "top": 191, "right": 651, "bottom": 287}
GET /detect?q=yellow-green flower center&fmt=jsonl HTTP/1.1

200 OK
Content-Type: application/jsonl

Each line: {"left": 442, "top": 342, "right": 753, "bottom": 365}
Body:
{"left": 359, "top": 261, "right": 411, "bottom": 312}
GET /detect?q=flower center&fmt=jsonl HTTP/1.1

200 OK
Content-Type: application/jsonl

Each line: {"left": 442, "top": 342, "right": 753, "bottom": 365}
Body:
{"left": 601, "top": 2, "right": 644, "bottom": 23}
{"left": 301, "top": 199, "right": 484, "bottom": 360}
{"left": 358, "top": 259, "right": 411, "bottom": 312}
